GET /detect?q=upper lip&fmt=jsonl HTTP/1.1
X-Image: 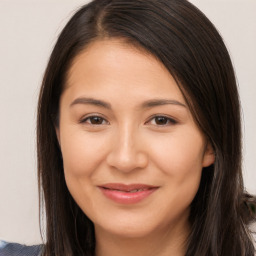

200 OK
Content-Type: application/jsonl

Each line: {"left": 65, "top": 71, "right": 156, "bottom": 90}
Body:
{"left": 99, "top": 183, "right": 158, "bottom": 192}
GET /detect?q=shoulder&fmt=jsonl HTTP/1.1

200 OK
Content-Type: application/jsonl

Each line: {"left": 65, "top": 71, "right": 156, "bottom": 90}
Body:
{"left": 0, "top": 240, "right": 43, "bottom": 256}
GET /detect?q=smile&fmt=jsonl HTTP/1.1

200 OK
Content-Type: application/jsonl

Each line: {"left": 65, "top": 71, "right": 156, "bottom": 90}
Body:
{"left": 98, "top": 183, "right": 158, "bottom": 204}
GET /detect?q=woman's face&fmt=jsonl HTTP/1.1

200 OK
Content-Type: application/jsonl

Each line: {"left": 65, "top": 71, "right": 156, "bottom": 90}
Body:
{"left": 57, "top": 39, "right": 214, "bottom": 238}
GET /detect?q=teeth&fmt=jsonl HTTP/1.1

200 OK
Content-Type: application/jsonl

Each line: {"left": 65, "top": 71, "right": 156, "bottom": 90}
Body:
{"left": 129, "top": 189, "right": 143, "bottom": 193}
{"left": 104, "top": 187, "right": 147, "bottom": 192}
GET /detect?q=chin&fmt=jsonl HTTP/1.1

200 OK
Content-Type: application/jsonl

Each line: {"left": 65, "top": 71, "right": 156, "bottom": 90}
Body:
{"left": 93, "top": 211, "right": 182, "bottom": 239}
{"left": 96, "top": 221, "right": 158, "bottom": 239}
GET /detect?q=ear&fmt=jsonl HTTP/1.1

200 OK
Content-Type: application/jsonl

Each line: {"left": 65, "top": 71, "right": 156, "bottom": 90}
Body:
{"left": 202, "top": 141, "right": 215, "bottom": 167}
{"left": 55, "top": 126, "right": 61, "bottom": 147}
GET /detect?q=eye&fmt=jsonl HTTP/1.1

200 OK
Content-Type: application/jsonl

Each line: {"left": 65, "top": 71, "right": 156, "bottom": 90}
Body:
{"left": 80, "top": 115, "right": 109, "bottom": 125}
{"left": 147, "top": 115, "right": 177, "bottom": 126}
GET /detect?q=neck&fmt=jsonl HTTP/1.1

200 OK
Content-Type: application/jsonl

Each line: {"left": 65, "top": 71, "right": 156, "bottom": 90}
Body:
{"left": 95, "top": 219, "right": 189, "bottom": 256}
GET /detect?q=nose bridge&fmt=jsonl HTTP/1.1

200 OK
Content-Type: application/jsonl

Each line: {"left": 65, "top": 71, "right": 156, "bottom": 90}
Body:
{"left": 118, "top": 122, "right": 135, "bottom": 154}
{"left": 106, "top": 121, "right": 148, "bottom": 172}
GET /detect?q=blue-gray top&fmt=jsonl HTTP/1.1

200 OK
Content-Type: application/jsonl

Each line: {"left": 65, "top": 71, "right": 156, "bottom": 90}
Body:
{"left": 0, "top": 240, "right": 43, "bottom": 256}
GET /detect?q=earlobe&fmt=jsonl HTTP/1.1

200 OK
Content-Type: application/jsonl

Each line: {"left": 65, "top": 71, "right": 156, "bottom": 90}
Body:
{"left": 202, "top": 142, "right": 215, "bottom": 167}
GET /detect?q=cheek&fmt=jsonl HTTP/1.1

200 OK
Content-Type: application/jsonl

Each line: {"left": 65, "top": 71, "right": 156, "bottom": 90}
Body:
{"left": 59, "top": 129, "right": 109, "bottom": 214}
{"left": 60, "top": 128, "right": 108, "bottom": 177}
{"left": 151, "top": 130, "right": 204, "bottom": 214}
{"left": 150, "top": 128, "right": 205, "bottom": 191}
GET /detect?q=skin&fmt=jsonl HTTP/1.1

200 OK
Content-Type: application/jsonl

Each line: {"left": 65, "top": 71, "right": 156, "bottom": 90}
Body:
{"left": 56, "top": 39, "right": 215, "bottom": 256}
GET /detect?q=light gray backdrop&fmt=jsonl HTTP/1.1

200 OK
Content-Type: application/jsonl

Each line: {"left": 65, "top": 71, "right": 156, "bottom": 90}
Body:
{"left": 0, "top": 0, "right": 255, "bottom": 245}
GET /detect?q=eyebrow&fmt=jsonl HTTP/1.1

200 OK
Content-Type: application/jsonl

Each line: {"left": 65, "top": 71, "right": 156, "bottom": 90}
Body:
{"left": 70, "top": 97, "right": 186, "bottom": 109}
{"left": 141, "top": 99, "right": 186, "bottom": 108}
{"left": 70, "top": 97, "right": 111, "bottom": 109}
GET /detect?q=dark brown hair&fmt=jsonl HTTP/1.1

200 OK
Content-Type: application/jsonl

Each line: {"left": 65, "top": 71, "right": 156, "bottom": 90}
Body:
{"left": 37, "top": 0, "right": 256, "bottom": 255}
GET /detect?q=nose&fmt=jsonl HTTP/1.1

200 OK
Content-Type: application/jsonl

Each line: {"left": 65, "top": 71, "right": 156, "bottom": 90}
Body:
{"left": 106, "top": 126, "right": 148, "bottom": 173}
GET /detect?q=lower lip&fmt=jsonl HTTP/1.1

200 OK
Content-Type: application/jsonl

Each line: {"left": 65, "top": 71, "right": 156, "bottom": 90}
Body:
{"left": 99, "top": 187, "right": 158, "bottom": 204}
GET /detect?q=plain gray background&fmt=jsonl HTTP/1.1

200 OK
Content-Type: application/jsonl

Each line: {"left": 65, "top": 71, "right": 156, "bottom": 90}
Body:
{"left": 0, "top": 0, "right": 255, "bottom": 245}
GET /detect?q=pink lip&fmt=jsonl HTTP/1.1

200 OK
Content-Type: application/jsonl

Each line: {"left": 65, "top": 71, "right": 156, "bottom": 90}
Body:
{"left": 98, "top": 183, "right": 158, "bottom": 204}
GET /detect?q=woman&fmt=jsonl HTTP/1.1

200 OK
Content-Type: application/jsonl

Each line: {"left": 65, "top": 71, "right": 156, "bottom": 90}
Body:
{"left": 1, "top": 0, "right": 255, "bottom": 255}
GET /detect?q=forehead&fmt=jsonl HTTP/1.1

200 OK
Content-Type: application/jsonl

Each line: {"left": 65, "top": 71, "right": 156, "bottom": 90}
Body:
{"left": 64, "top": 39, "right": 186, "bottom": 105}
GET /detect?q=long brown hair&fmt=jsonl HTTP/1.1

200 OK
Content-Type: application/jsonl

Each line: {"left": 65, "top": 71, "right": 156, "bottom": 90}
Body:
{"left": 37, "top": 0, "right": 256, "bottom": 255}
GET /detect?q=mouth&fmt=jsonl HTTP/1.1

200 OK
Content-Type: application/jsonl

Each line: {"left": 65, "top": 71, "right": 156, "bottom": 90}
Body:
{"left": 98, "top": 183, "right": 159, "bottom": 204}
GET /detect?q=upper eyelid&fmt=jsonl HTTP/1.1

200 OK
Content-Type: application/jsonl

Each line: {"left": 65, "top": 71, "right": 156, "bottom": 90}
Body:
{"left": 146, "top": 114, "right": 177, "bottom": 123}
{"left": 80, "top": 114, "right": 109, "bottom": 124}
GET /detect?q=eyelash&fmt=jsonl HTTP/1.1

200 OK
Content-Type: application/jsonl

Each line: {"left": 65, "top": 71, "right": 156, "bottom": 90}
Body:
{"left": 80, "top": 115, "right": 109, "bottom": 125}
{"left": 80, "top": 114, "right": 177, "bottom": 127}
{"left": 146, "top": 115, "right": 177, "bottom": 126}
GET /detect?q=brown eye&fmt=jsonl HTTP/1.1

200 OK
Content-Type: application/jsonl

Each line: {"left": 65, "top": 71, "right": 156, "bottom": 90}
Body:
{"left": 148, "top": 116, "right": 177, "bottom": 126}
{"left": 90, "top": 116, "right": 104, "bottom": 124}
{"left": 81, "top": 116, "right": 108, "bottom": 125}
{"left": 155, "top": 116, "right": 169, "bottom": 125}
